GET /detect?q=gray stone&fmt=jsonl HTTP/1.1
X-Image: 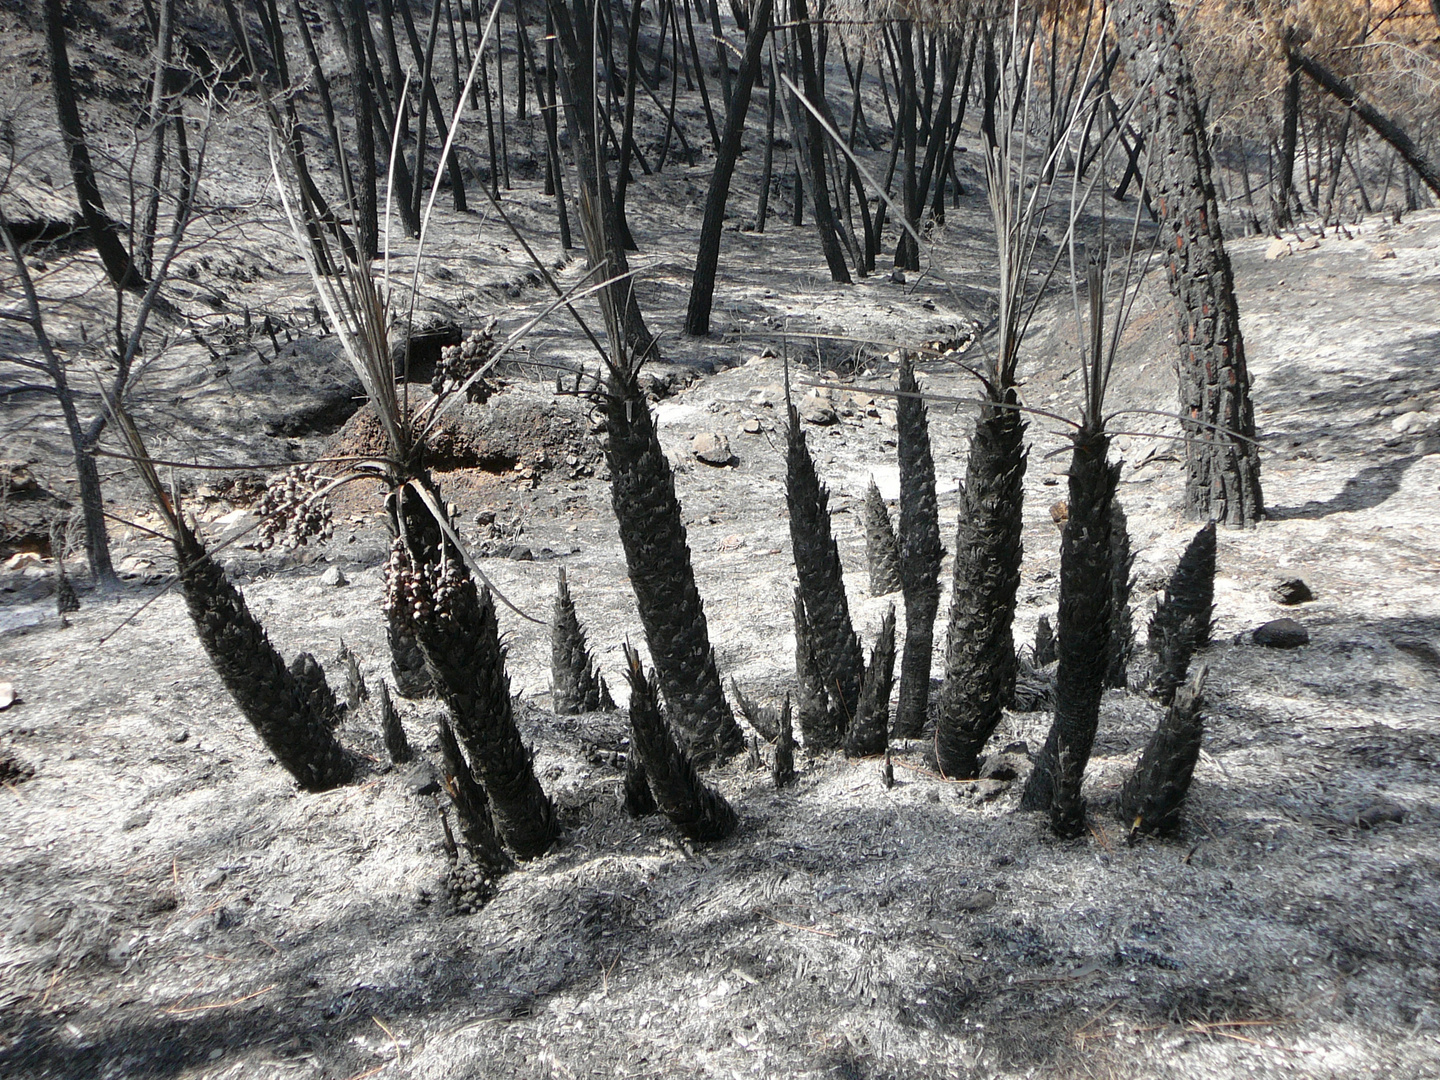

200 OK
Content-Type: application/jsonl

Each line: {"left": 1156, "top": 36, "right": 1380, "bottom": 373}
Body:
{"left": 798, "top": 393, "right": 837, "bottom": 425}
{"left": 1270, "top": 578, "right": 1313, "bottom": 605}
{"left": 979, "top": 753, "right": 1025, "bottom": 782}
{"left": 1253, "top": 618, "right": 1310, "bottom": 648}
{"left": 401, "top": 761, "right": 441, "bottom": 797}
{"left": 121, "top": 810, "right": 151, "bottom": 832}
{"left": 970, "top": 779, "right": 1009, "bottom": 802}
{"left": 319, "top": 565, "right": 348, "bottom": 587}
{"left": 692, "top": 432, "right": 735, "bottom": 466}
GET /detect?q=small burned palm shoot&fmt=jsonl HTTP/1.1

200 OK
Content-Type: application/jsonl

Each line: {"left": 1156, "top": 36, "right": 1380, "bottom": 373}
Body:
{"left": 551, "top": 567, "right": 616, "bottom": 713}
{"left": 863, "top": 480, "right": 903, "bottom": 597}
{"left": 1147, "top": 521, "right": 1217, "bottom": 704}
{"left": 622, "top": 644, "right": 737, "bottom": 842}
{"left": 1120, "top": 665, "right": 1209, "bottom": 840}
{"left": 846, "top": 606, "right": 896, "bottom": 758}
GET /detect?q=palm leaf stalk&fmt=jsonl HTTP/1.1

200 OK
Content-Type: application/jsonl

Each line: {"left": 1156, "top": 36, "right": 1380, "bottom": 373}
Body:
{"left": 785, "top": 401, "right": 864, "bottom": 740}
{"left": 109, "top": 407, "right": 353, "bottom": 791}
{"left": 863, "top": 480, "right": 903, "bottom": 596}
{"left": 551, "top": 567, "right": 615, "bottom": 713}
{"left": 390, "top": 483, "right": 557, "bottom": 859}
{"left": 622, "top": 644, "right": 737, "bottom": 842}
{"left": 893, "top": 355, "right": 943, "bottom": 738}
{"left": 599, "top": 359, "right": 744, "bottom": 766}
{"left": 846, "top": 606, "right": 896, "bottom": 758}
{"left": 1120, "top": 665, "right": 1209, "bottom": 840}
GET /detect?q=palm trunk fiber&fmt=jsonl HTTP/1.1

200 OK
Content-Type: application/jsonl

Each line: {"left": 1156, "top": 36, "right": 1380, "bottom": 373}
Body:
{"left": 934, "top": 402, "right": 1027, "bottom": 778}
{"left": 551, "top": 566, "right": 615, "bottom": 713}
{"left": 1120, "top": 665, "right": 1208, "bottom": 840}
{"left": 786, "top": 403, "right": 864, "bottom": 739}
{"left": 1019, "top": 432, "right": 1120, "bottom": 837}
{"left": 172, "top": 530, "right": 352, "bottom": 791}
{"left": 622, "top": 645, "right": 737, "bottom": 842}
{"left": 602, "top": 366, "right": 744, "bottom": 765}
{"left": 893, "top": 356, "right": 942, "bottom": 738}
{"left": 392, "top": 486, "right": 557, "bottom": 859}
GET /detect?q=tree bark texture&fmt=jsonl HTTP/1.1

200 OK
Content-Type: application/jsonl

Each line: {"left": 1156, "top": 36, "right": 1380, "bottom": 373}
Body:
{"left": 1114, "top": 0, "right": 1263, "bottom": 526}
{"left": 789, "top": 0, "right": 851, "bottom": 283}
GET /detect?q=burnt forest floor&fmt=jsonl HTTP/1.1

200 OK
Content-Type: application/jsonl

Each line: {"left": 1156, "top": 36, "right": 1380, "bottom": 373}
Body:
{"left": 4, "top": 3, "right": 1440, "bottom": 1077}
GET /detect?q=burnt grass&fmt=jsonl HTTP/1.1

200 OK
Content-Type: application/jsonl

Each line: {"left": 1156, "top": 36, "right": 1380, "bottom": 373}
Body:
{"left": 4, "top": 8, "right": 1440, "bottom": 1078}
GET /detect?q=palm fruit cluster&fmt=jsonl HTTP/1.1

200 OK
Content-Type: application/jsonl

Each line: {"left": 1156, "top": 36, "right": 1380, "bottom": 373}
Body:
{"left": 432, "top": 320, "right": 500, "bottom": 402}
{"left": 256, "top": 466, "right": 333, "bottom": 550}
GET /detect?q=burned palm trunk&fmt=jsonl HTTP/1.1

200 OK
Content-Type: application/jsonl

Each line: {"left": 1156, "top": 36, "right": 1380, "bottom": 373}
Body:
{"left": 793, "top": 589, "right": 839, "bottom": 750}
{"left": 1033, "top": 614, "right": 1056, "bottom": 667}
{"left": 1020, "top": 432, "right": 1120, "bottom": 837}
{"left": 1107, "top": 501, "right": 1136, "bottom": 688}
{"left": 893, "top": 355, "right": 943, "bottom": 738}
{"left": 289, "top": 652, "right": 342, "bottom": 726}
{"left": 376, "top": 681, "right": 412, "bottom": 764}
{"left": 846, "top": 606, "right": 896, "bottom": 758}
{"left": 1147, "top": 520, "right": 1216, "bottom": 704}
{"left": 1120, "top": 665, "right": 1208, "bottom": 839}
{"left": 731, "top": 680, "right": 780, "bottom": 743}
{"left": 1113, "top": 0, "right": 1263, "bottom": 525}
{"left": 390, "top": 487, "right": 557, "bottom": 859}
{"left": 602, "top": 366, "right": 744, "bottom": 764}
{"left": 863, "top": 480, "right": 903, "bottom": 596}
{"left": 623, "top": 749, "right": 659, "bottom": 816}
{"left": 935, "top": 403, "right": 1028, "bottom": 778}
{"left": 786, "top": 403, "right": 864, "bottom": 729}
{"left": 385, "top": 540, "right": 435, "bottom": 698}
{"left": 551, "top": 567, "right": 614, "bottom": 713}
{"left": 622, "top": 644, "right": 737, "bottom": 842}
{"left": 436, "top": 716, "right": 511, "bottom": 875}
{"left": 773, "top": 695, "right": 796, "bottom": 787}
{"left": 172, "top": 531, "right": 353, "bottom": 791}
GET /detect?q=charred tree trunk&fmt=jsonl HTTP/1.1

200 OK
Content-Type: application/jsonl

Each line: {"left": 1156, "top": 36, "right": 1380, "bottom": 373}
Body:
{"left": 685, "top": 0, "right": 775, "bottom": 335}
{"left": 1273, "top": 46, "right": 1300, "bottom": 230}
{"left": 600, "top": 364, "right": 745, "bottom": 764}
{"left": 892, "top": 355, "right": 942, "bottom": 739}
{"left": 1114, "top": 0, "right": 1263, "bottom": 525}
{"left": 1289, "top": 43, "right": 1440, "bottom": 200}
{"left": 622, "top": 645, "right": 737, "bottom": 841}
{"left": 42, "top": 0, "right": 140, "bottom": 289}
{"left": 934, "top": 402, "right": 1027, "bottom": 779}
{"left": 345, "top": 0, "right": 380, "bottom": 258}
{"left": 544, "top": 0, "right": 656, "bottom": 357}
{"left": 790, "top": 0, "right": 851, "bottom": 283}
